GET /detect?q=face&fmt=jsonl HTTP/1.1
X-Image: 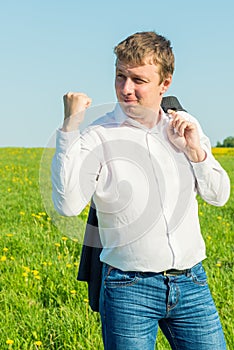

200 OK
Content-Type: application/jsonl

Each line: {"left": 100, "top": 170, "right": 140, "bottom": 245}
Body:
{"left": 115, "top": 60, "right": 172, "bottom": 122}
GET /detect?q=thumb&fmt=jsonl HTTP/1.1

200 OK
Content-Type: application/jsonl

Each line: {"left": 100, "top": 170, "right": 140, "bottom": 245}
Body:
{"left": 167, "top": 109, "right": 177, "bottom": 117}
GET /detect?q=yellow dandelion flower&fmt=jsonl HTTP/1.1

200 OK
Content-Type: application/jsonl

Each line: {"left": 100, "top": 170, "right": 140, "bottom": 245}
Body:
{"left": 19, "top": 211, "right": 25, "bottom": 215}
{"left": 54, "top": 243, "right": 60, "bottom": 247}
{"left": 61, "top": 236, "right": 68, "bottom": 241}
{"left": 7, "top": 188, "right": 11, "bottom": 192}
{"left": 42, "top": 262, "right": 47, "bottom": 266}
{"left": 23, "top": 266, "right": 31, "bottom": 272}
{"left": 48, "top": 262, "right": 52, "bottom": 266}
{"left": 47, "top": 217, "right": 51, "bottom": 221}
{"left": 207, "top": 236, "right": 212, "bottom": 240}
{"left": 10, "top": 256, "right": 15, "bottom": 260}
{"left": 34, "top": 275, "right": 41, "bottom": 280}
{"left": 3, "top": 247, "right": 9, "bottom": 252}
{"left": 39, "top": 212, "right": 46, "bottom": 216}
{"left": 216, "top": 261, "right": 222, "bottom": 267}
{"left": 22, "top": 272, "right": 28, "bottom": 277}
{"left": 34, "top": 340, "right": 42, "bottom": 346}
{"left": 66, "top": 263, "right": 72, "bottom": 268}
{"left": 74, "top": 262, "right": 79, "bottom": 267}
{"left": 70, "top": 290, "right": 76, "bottom": 294}
{"left": 6, "top": 233, "right": 13, "bottom": 237}
{"left": 6, "top": 339, "right": 14, "bottom": 345}
{"left": 1, "top": 256, "right": 7, "bottom": 262}
{"left": 217, "top": 216, "right": 222, "bottom": 220}
{"left": 84, "top": 298, "right": 89, "bottom": 303}
{"left": 32, "top": 270, "right": 39, "bottom": 275}
{"left": 31, "top": 213, "right": 36, "bottom": 217}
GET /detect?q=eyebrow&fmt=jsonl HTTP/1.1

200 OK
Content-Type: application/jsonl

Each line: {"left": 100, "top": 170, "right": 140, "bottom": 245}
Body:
{"left": 116, "top": 68, "right": 149, "bottom": 80}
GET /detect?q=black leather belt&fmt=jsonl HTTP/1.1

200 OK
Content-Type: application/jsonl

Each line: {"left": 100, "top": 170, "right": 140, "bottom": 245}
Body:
{"left": 162, "top": 268, "right": 190, "bottom": 276}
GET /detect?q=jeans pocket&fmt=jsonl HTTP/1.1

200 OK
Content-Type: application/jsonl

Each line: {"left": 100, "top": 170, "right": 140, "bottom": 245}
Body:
{"left": 104, "top": 266, "right": 139, "bottom": 288}
{"left": 190, "top": 263, "right": 207, "bottom": 286}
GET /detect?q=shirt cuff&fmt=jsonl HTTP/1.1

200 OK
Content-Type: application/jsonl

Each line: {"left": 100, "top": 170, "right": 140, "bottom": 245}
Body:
{"left": 190, "top": 152, "right": 216, "bottom": 178}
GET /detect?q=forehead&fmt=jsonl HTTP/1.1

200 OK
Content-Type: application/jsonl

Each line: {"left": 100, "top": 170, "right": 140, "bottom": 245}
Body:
{"left": 116, "top": 60, "right": 159, "bottom": 75}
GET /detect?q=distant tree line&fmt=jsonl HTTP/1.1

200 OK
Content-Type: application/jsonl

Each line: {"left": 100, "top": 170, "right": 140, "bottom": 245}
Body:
{"left": 216, "top": 136, "right": 234, "bottom": 147}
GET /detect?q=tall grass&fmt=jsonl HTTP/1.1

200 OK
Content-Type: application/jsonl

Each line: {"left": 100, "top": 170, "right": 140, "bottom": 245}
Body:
{"left": 0, "top": 147, "right": 233, "bottom": 349}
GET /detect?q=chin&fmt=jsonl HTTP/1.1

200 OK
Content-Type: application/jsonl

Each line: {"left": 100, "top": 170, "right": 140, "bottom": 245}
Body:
{"left": 120, "top": 103, "right": 144, "bottom": 119}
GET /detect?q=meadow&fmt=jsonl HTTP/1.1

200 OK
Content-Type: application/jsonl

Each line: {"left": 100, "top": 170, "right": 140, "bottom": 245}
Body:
{"left": 0, "top": 147, "right": 233, "bottom": 349}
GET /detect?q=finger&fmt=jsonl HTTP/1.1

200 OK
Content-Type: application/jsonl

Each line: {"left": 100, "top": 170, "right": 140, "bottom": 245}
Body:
{"left": 167, "top": 119, "right": 179, "bottom": 138}
{"left": 171, "top": 117, "right": 185, "bottom": 131}
{"left": 86, "top": 97, "right": 92, "bottom": 108}
{"left": 167, "top": 109, "right": 177, "bottom": 116}
{"left": 168, "top": 114, "right": 190, "bottom": 137}
{"left": 176, "top": 120, "right": 190, "bottom": 136}
{"left": 172, "top": 116, "right": 187, "bottom": 129}
{"left": 167, "top": 110, "right": 184, "bottom": 127}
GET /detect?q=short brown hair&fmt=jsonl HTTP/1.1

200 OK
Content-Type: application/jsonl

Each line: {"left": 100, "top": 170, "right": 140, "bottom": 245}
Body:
{"left": 114, "top": 31, "right": 175, "bottom": 83}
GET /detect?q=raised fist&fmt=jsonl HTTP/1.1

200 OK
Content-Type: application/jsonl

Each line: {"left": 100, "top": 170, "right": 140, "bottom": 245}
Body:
{"left": 63, "top": 92, "right": 92, "bottom": 119}
{"left": 62, "top": 92, "right": 92, "bottom": 131}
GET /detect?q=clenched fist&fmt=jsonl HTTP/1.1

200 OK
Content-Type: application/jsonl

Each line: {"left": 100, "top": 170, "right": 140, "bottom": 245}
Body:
{"left": 62, "top": 92, "right": 92, "bottom": 132}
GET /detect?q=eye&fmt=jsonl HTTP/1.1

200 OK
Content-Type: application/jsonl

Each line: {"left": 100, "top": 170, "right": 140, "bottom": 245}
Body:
{"left": 116, "top": 73, "right": 125, "bottom": 80}
{"left": 134, "top": 78, "right": 146, "bottom": 84}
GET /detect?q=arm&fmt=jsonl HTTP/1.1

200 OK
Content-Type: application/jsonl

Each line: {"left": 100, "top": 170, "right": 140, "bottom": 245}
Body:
{"left": 167, "top": 110, "right": 230, "bottom": 206}
{"left": 51, "top": 92, "right": 101, "bottom": 216}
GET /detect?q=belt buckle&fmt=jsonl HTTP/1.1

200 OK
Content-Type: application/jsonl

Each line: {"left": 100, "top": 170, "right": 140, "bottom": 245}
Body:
{"left": 163, "top": 269, "right": 184, "bottom": 276}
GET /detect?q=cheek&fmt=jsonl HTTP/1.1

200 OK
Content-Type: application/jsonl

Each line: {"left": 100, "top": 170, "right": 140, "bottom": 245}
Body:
{"left": 115, "top": 83, "right": 122, "bottom": 101}
{"left": 135, "top": 86, "right": 149, "bottom": 99}
{"left": 115, "top": 80, "right": 121, "bottom": 93}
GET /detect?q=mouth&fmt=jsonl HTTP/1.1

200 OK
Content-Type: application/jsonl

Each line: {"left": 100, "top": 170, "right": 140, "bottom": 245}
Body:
{"left": 122, "top": 99, "right": 138, "bottom": 105}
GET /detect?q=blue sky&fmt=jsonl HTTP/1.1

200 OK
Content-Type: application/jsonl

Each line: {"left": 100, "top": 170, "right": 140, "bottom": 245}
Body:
{"left": 1, "top": 0, "right": 234, "bottom": 147}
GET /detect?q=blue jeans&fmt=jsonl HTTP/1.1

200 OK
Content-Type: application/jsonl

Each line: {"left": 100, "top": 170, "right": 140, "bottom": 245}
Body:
{"left": 99, "top": 262, "right": 226, "bottom": 350}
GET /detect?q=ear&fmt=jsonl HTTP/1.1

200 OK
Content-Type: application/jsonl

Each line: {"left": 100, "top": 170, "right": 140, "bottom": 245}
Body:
{"left": 160, "top": 75, "right": 172, "bottom": 95}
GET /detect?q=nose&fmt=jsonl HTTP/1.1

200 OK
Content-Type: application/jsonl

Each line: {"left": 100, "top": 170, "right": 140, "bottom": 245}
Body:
{"left": 121, "top": 78, "right": 134, "bottom": 95}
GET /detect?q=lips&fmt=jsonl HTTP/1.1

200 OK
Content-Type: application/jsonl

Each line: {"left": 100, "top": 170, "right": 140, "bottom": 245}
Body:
{"left": 123, "top": 99, "right": 138, "bottom": 104}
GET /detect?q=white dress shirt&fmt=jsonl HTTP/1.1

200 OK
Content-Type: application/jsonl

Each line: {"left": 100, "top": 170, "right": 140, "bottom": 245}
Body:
{"left": 51, "top": 105, "right": 230, "bottom": 272}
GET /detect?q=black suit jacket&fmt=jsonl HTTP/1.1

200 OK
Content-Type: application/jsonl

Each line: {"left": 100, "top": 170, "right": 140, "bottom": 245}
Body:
{"left": 77, "top": 96, "right": 186, "bottom": 311}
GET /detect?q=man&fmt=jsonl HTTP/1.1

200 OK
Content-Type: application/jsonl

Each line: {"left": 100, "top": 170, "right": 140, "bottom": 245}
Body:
{"left": 77, "top": 95, "right": 188, "bottom": 313}
{"left": 52, "top": 31, "right": 230, "bottom": 349}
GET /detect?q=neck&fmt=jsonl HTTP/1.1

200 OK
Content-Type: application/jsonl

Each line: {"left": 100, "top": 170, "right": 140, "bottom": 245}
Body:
{"left": 127, "top": 107, "right": 162, "bottom": 129}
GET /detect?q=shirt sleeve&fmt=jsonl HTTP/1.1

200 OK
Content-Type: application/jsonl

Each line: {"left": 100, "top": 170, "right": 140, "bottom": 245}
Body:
{"left": 181, "top": 112, "right": 231, "bottom": 206}
{"left": 191, "top": 154, "right": 230, "bottom": 206}
{"left": 51, "top": 127, "right": 102, "bottom": 216}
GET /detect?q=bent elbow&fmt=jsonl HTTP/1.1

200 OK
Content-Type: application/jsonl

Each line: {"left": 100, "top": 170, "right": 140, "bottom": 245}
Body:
{"left": 215, "top": 175, "right": 231, "bottom": 206}
{"left": 209, "top": 198, "right": 229, "bottom": 207}
{"left": 210, "top": 190, "right": 230, "bottom": 207}
{"left": 54, "top": 205, "right": 80, "bottom": 217}
{"left": 205, "top": 183, "right": 230, "bottom": 207}
{"left": 52, "top": 194, "right": 82, "bottom": 217}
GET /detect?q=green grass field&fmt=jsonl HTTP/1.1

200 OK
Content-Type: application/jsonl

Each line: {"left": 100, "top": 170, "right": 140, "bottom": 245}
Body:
{"left": 0, "top": 147, "right": 233, "bottom": 349}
